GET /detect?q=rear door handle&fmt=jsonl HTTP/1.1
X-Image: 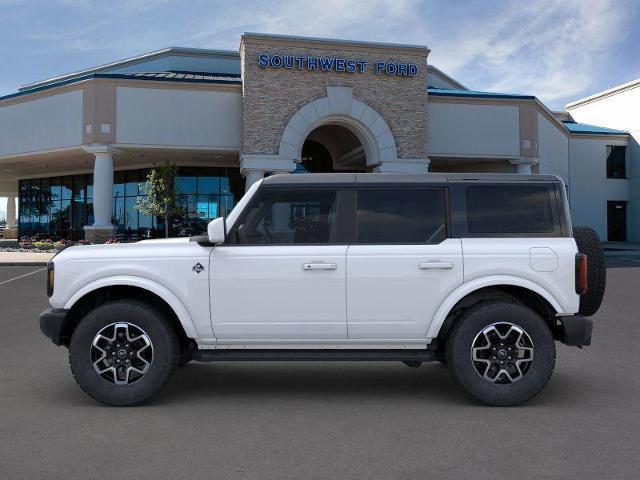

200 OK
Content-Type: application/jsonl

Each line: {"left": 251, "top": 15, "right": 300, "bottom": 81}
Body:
{"left": 303, "top": 263, "right": 337, "bottom": 271}
{"left": 419, "top": 261, "right": 453, "bottom": 270}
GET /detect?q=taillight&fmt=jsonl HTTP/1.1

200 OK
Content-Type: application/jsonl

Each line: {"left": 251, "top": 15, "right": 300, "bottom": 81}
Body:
{"left": 47, "top": 262, "right": 54, "bottom": 297}
{"left": 575, "top": 254, "right": 588, "bottom": 295}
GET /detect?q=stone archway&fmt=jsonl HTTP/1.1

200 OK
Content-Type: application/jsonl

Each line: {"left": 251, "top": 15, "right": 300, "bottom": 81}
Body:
{"left": 278, "top": 86, "right": 398, "bottom": 169}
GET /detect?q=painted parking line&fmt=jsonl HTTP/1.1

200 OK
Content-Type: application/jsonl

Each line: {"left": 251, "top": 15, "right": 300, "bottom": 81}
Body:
{"left": 0, "top": 268, "right": 46, "bottom": 287}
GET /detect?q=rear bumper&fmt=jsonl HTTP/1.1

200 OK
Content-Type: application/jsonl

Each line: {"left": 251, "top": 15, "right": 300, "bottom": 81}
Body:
{"left": 39, "top": 308, "right": 70, "bottom": 346}
{"left": 558, "top": 315, "right": 593, "bottom": 346}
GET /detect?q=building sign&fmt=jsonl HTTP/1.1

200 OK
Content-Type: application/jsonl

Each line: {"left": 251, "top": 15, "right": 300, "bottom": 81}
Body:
{"left": 257, "top": 53, "right": 418, "bottom": 77}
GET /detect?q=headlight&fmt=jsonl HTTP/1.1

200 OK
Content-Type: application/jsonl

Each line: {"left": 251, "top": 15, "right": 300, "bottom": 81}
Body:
{"left": 47, "top": 262, "right": 54, "bottom": 297}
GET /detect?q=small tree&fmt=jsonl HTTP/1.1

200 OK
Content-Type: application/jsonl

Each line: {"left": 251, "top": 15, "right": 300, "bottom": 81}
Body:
{"left": 136, "top": 161, "right": 182, "bottom": 238}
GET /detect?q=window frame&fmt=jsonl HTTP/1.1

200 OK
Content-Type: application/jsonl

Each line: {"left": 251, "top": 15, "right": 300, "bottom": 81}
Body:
{"left": 353, "top": 186, "right": 450, "bottom": 245}
{"left": 225, "top": 187, "right": 349, "bottom": 246}
{"left": 606, "top": 145, "right": 627, "bottom": 179}
{"left": 450, "top": 183, "right": 564, "bottom": 238}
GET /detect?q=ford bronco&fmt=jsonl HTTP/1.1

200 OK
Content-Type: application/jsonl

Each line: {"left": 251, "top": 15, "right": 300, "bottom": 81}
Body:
{"left": 39, "top": 173, "right": 605, "bottom": 406}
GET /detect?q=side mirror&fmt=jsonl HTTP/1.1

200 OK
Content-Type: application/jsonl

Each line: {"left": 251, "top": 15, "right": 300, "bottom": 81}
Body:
{"left": 207, "top": 217, "right": 226, "bottom": 244}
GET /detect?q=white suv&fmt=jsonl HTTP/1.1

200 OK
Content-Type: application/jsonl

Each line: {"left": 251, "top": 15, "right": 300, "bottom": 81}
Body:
{"left": 40, "top": 173, "right": 605, "bottom": 406}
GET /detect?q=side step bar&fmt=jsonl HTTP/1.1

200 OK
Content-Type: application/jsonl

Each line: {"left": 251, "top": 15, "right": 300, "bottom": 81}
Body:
{"left": 192, "top": 349, "right": 437, "bottom": 362}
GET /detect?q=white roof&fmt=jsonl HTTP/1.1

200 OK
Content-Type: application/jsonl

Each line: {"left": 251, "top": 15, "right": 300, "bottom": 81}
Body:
{"left": 565, "top": 78, "right": 640, "bottom": 109}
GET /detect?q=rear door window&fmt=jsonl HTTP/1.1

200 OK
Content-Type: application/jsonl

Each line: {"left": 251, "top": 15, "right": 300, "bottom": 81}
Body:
{"left": 465, "top": 185, "right": 556, "bottom": 234}
{"left": 356, "top": 188, "right": 447, "bottom": 244}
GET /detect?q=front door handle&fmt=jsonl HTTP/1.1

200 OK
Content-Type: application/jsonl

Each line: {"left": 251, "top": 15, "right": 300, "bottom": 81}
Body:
{"left": 419, "top": 261, "right": 453, "bottom": 270}
{"left": 303, "top": 263, "right": 337, "bottom": 271}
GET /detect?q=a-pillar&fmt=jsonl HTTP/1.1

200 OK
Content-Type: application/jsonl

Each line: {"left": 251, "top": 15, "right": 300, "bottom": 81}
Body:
{"left": 510, "top": 157, "right": 538, "bottom": 175}
{"left": 83, "top": 145, "right": 118, "bottom": 243}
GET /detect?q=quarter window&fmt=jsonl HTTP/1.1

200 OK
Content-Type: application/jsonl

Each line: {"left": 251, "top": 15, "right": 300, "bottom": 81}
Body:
{"left": 356, "top": 188, "right": 447, "bottom": 244}
{"left": 234, "top": 189, "right": 338, "bottom": 244}
{"left": 606, "top": 146, "right": 626, "bottom": 179}
{"left": 466, "top": 186, "right": 555, "bottom": 234}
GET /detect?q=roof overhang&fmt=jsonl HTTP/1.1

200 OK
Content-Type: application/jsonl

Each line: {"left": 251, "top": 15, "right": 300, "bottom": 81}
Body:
{"left": 565, "top": 78, "right": 640, "bottom": 109}
{"left": 19, "top": 47, "right": 240, "bottom": 93}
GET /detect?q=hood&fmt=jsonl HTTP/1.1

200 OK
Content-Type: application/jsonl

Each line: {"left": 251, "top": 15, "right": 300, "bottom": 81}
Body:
{"left": 53, "top": 236, "right": 206, "bottom": 262}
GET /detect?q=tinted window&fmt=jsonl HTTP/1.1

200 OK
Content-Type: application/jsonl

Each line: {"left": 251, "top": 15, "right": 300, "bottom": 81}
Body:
{"left": 466, "top": 186, "right": 554, "bottom": 234}
{"left": 356, "top": 189, "right": 446, "bottom": 244}
{"left": 606, "top": 145, "right": 626, "bottom": 179}
{"left": 235, "top": 189, "right": 337, "bottom": 244}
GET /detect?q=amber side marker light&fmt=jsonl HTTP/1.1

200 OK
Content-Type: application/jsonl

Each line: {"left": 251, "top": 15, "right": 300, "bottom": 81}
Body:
{"left": 47, "top": 262, "right": 54, "bottom": 297}
{"left": 575, "top": 254, "right": 588, "bottom": 295}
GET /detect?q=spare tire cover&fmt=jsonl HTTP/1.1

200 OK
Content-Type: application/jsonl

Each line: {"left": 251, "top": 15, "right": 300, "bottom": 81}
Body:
{"left": 572, "top": 225, "right": 606, "bottom": 316}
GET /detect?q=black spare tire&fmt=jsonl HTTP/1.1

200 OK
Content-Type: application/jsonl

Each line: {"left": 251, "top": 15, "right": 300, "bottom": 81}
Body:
{"left": 573, "top": 225, "right": 606, "bottom": 316}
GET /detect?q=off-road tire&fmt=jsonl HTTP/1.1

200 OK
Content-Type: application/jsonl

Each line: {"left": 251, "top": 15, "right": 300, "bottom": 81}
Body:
{"left": 573, "top": 225, "right": 606, "bottom": 316}
{"left": 446, "top": 301, "right": 556, "bottom": 406}
{"left": 178, "top": 344, "right": 194, "bottom": 367}
{"left": 69, "top": 300, "right": 180, "bottom": 406}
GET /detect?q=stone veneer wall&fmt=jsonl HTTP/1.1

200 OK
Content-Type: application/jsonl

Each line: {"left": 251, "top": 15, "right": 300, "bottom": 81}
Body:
{"left": 241, "top": 36, "right": 429, "bottom": 160}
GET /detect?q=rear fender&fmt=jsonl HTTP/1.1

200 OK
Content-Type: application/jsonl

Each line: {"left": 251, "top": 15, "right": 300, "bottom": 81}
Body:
{"left": 426, "top": 275, "right": 564, "bottom": 339}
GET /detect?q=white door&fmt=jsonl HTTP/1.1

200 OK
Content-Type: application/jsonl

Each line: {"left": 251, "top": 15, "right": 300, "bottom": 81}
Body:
{"left": 210, "top": 188, "right": 348, "bottom": 340}
{"left": 346, "top": 188, "right": 463, "bottom": 339}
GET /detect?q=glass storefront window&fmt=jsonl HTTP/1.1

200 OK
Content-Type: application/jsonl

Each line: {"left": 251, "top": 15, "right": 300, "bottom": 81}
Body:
{"left": 18, "top": 166, "right": 242, "bottom": 241}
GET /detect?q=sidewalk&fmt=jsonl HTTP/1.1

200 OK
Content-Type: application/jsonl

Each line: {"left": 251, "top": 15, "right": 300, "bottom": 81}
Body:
{"left": 603, "top": 241, "right": 640, "bottom": 251}
{"left": 603, "top": 242, "right": 640, "bottom": 257}
{"left": 0, "top": 252, "right": 55, "bottom": 266}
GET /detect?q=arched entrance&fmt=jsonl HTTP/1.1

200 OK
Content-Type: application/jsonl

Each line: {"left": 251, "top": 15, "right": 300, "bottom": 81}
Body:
{"left": 278, "top": 86, "right": 399, "bottom": 172}
{"left": 299, "top": 124, "right": 367, "bottom": 173}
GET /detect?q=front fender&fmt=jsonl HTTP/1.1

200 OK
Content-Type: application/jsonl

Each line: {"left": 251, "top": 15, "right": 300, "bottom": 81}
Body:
{"left": 63, "top": 275, "right": 198, "bottom": 338}
{"left": 426, "top": 275, "right": 564, "bottom": 339}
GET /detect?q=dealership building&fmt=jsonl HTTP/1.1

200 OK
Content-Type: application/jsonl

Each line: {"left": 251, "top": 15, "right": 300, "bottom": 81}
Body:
{"left": 0, "top": 33, "right": 636, "bottom": 242}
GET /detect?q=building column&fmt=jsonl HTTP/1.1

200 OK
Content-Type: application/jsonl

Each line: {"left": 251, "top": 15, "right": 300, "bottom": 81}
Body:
{"left": 243, "top": 170, "right": 265, "bottom": 192}
{"left": 83, "top": 145, "right": 118, "bottom": 243}
{"left": 374, "top": 158, "right": 430, "bottom": 173}
{"left": 240, "top": 154, "right": 296, "bottom": 192}
{"left": 510, "top": 157, "right": 538, "bottom": 175}
{"left": 6, "top": 195, "right": 16, "bottom": 229}
{"left": 1, "top": 194, "right": 18, "bottom": 240}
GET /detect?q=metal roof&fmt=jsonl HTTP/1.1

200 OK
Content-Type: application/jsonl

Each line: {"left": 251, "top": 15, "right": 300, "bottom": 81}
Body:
{"left": 0, "top": 71, "right": 241, "bottom": 103}
{"left": 562, "top": 121, "right": 628, "bottom": 135}
{"left": 19, "top": 47, "right": 240, "bottom": 92}
{"left": 114, "top": 71, "right": 241, "bottom": 82}
{"left": 428, "top": 87, "right": 535, "bottom": 100}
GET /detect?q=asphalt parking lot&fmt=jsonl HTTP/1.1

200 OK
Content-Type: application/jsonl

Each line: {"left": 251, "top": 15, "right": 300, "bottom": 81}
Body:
{"left": 1, "top": 260, "right": 639, "bottom": 480}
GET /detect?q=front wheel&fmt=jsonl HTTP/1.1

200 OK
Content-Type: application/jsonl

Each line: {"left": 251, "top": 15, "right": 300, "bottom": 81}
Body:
{"left": 69, "top": 300, "right": 180, "bottom": 406}
{"left": 446, "top": 301, "right": 555, "bottom": 406}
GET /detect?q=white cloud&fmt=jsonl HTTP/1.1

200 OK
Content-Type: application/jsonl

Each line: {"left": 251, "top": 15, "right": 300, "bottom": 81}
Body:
{"left": 2, "top": 0, "right": 634, "bottom": 109}
{"left": 426, "top": 0, "right": 628, "bottom": 107}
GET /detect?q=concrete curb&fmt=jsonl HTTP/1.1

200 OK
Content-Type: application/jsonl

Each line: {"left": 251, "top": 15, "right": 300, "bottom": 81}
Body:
{"left": 0, "top": 262, "right": 49, "bottom": 266}
{"left": 605, "top": 251, "right": 640, "bottom": 257}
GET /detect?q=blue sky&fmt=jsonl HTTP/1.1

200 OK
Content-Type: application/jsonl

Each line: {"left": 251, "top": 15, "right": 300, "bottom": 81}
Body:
{"left": 1, "top": 0, "right": 639, "bottom": 109}
{"left": 1, "top": 0, "right": 640, "bottom": 215}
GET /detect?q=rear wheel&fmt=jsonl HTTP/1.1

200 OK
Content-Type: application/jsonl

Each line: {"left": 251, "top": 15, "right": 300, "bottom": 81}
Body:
{"left": 69, "top": 300, "right": 180, "bottom": 406}
{"left": 446, "top": 301, "right": 555, "bottom": 406}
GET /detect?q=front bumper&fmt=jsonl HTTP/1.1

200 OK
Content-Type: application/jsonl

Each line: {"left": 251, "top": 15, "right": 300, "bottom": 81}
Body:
{"left": 39, "top": 308, "right": 70, "bottom": 346}
{"left": 558, "top": 315, "right": 593, "bottom": 346}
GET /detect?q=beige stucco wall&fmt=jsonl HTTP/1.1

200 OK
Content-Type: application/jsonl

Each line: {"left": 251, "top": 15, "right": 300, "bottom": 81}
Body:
{"left": 240, "top": 35, "right": 429, "bottom": 160}
{"left": 569, "top": 136, "right": 629, "bottom": 240}
{"left": 0, "top": 90, "right": 83, "bottom": 157}
{"left": 116, "top": 86, "right": 242, "bottom": 148}
{"left": 567, "top": 85, "right": 640, "bottom": 241}
{"left": 427, "top": 101, "right": 520, "bottom": 157}
{"left": 537, "top": 112, "right": 569, "bottom": 181}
